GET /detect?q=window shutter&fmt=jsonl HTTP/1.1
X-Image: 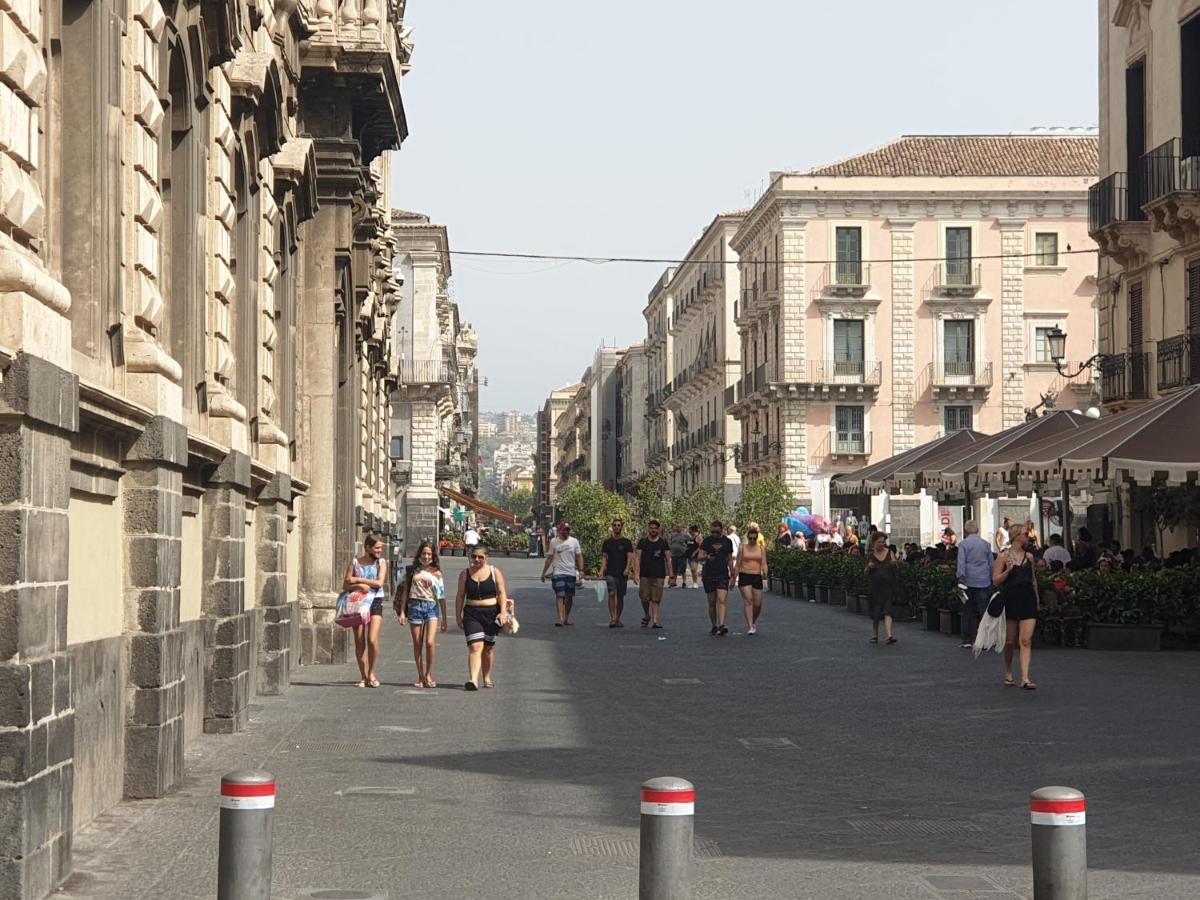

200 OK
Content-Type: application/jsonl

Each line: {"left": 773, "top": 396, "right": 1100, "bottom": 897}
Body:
{"left": 1188, "top": 261, "right": 1200, "bottom": 334}
{"left": 1129, "top": 281, "right": 1144, "bottom": 348}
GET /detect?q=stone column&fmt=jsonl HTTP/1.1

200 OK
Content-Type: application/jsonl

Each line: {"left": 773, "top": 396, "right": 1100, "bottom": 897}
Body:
{"left": 890, "top": 220, "right": 916, "bottom": 453}
{"left": 405, "top": 396, "right": 440, "bottom": 542}
{"left": 122, "top": 417, "right": 188, "bottom": 798}
{"left": 778, "top": 216, "right": 808, "bottom": 383}
{"left": 780, "top": 397, "right": 810, "bottom": 506}
{"left": 202, "top": 452, "right": 252, "bottom": 733}
{"left": 255, "top": 473, "right": 294, "bottom": 695}
{"left": 0, "top": 355, "right": 78, "bottom": 898}
{"left": 1000, "top": 220, "right": 1027, "bottom": 428}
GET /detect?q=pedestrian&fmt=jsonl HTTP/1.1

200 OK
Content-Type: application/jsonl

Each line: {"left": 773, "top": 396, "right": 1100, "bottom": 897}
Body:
{"left": 395, "top": 540, "right": 446, "bottom": 688}
{"left": 1025, "top": 519, "right": 1041, "bottom": 550}
{"left": 685, "top": 525, "right": 702, "bottom": 588}
{"left": 942, "top": 527, "right": 957, "bottom": 549}
{"left": 1042, "top": 532, "right": 1071, "bottom": 568}
{"left": 541, "top": 523, "right": 584, "bottom": 626}
{"left": 726, "top": 524, "right": 742, "bottom": 558}
{"left": 775, "top": 523, "right": 792, "bottom": 549}
{"left": 794, "top": 530, "right": 808, "bottom": 552}
{"left": 698, "top": 519, "right": 736, "bottom": 636}
{"left": 1068, "top": 527, "right": 1096, "bottom": 571}
{"left": 464, "top": 524, "right": 480, "bottom": 554}
{"left": 994, "top": 516, "right": 1012, "bottom": 554}
{"left": 735, "top": 521, "right": 768, "bottom": 635}
{"left": 455, "top": 546, "right": 513, "bottom": 691}
{"left": 992, "top": 523, "right": 1040, "bottom": 690}
{"left": 599, "top": 518, "right": 634, "bottom": 628}
{"left": 668, "top": 523, "right": 690, "bottom": 587}
{"left": 634, "top": 519, "right": 670, "bottom": 628}
{"left": 865, "top": 532, "right": 898, "bottom": 644}
{"left": 342, "top": 533, "right": 389, "bottom": 688}
{"left": 956, "top": 521, "right": 993, "bottom": 650}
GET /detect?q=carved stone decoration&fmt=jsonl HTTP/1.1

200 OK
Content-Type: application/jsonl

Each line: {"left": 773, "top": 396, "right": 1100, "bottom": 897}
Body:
{"left": 1093, "top": 221, "right": 1151, "bottom": 268}
{"left": 1144, "top": 192, "right": 1200, "bottom": 245}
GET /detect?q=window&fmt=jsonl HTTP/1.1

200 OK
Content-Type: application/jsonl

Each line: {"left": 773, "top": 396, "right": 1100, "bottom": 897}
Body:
{"left": 1034, "top": 327, "right": 1055, "bottom": 363}
{"left": 945, "top": 227, "right": 972, "bottom": 284}
{"left": 835, "top": 226, "right": 862, "bottom": 284}
{"left": 835, "top": 405, "right": 865, "bottom": 454}
{"left": 943, "top": 320, "right": 974, "bottom": 377}
{"left": 944, "top": 406, "right": 973, "bottom": 434}
{"left": 390, "top": 436, "right": 404, "bottom": 459}
{"left": 833, "top": 319, "right": 865, "bottom": 377}
{"left": 1034, "top": 233, "right": 1059, "bottom": 267}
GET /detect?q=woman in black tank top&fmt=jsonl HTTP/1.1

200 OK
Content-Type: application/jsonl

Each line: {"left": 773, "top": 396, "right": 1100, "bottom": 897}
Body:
{"left": 992, "top": 524, "right": 1041, "bottom": 690}
{"left": 456, "top": 546, "right": 513, "bottom": 691}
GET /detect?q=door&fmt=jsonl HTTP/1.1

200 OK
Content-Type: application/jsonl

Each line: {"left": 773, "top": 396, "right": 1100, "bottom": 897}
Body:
{"left": 835, "top": 405, "right": 865, "bottom": 454}
{"left": 835, "top": 227, "right": 862, "bottom": 285}
{"left": 943, "top": 320, "right": 975, "bottom": 380}
{"left": 1126, "top": 60, "right": 1147, "bottom": 217}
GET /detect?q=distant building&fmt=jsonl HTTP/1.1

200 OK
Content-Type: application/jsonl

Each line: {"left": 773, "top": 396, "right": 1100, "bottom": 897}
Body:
{"left": 729, "top": 133, "right": 1099, "bottom": 519}
{"left": 614, "top": 343, "right": 649, "bottom": 497}
{"left": 536, "top": 384, "right": 581, "bottom": 523}
{"left": 644, "top": 269, "right": 676, "bottom": 479}
{"left": 479, "top": 420, "right": 499, "bottom": 437}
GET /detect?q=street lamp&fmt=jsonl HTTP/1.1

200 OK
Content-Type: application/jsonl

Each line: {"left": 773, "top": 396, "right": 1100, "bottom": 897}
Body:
{"left": 1046, "top": 326, "right": 1101, "bottom": 378}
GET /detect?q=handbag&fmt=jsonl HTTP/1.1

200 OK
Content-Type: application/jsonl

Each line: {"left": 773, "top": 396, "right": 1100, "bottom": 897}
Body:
{"left": 334, "top": 560, "right": 372, "bottom": 628}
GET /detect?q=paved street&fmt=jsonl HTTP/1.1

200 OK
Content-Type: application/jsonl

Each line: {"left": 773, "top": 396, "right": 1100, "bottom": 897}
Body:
{"left": 60, "top": 557, "right": 1200, "bottom": 900}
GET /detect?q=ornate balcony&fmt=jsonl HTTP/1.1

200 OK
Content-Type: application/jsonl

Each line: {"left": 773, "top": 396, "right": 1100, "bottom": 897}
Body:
{"left": 1141, "top": 138, "right": 1200, "bottom": 245}
{"left": 1156, "top": 334, "right": 1200, "bottom": 391}
{"left": 931, "top": 263, "right": 982, "bottom": 298}
{"left": 301, "top": 0, "right": 412, "bottom": 161}
{"left": 1088, "top": 171, "right": 1151, "bottom": 268}
{"left": 812, "top": 262, "right": 872, "bottom": 299}
{"left": 925, "top": 360, "right": 992, "bottom": 400}
{"left": 1099, "top": 351, "right": 1151, "bottom": 403}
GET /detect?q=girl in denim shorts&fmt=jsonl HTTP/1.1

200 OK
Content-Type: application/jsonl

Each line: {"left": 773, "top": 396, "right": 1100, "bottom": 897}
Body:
{"left": 396, "top": 541, "right": 446, "bottom": 688}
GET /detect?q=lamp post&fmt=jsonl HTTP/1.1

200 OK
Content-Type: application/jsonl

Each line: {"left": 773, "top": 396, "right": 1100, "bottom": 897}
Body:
{"left": 1024, "top": 328, "right": 1103, "bottom": 421}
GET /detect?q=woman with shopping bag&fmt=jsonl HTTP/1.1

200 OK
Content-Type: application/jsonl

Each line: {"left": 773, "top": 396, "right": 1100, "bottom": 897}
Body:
{"left": 989, "top": 523, "right": 1040, "bottom": 690}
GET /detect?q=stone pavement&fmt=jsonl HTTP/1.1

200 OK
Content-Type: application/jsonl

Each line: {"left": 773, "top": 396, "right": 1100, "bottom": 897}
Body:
{"left": 59, "top": 557, "right": 1200, "bottom": 899}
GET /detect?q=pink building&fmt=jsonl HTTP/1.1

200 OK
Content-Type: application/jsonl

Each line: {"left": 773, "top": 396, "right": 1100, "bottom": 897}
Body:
{"left": 728, "top": 134, "right": 1100, "bottom": 521}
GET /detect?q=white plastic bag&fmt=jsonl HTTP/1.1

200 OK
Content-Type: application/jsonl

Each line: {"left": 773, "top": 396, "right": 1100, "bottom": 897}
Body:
{"left": 973, "top": 607, "right": 1006, "bottom": 658}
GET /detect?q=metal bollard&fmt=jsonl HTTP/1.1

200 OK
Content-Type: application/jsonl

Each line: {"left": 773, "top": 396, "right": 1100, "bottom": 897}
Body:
{"left": 1030, "top": 785, "right": 1087, "bottom": 900}
{"left": 217, "top": 770, "right": 276, "bottom": 900}
{"left": 639, "top": 776, "right": 694, "bottom": 900}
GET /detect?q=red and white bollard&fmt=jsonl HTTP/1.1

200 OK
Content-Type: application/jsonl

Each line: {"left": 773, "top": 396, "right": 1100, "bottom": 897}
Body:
{"left": 218, "top": 771, "right": 276, "bottom": 900}
{"left": 1030, "top": 786, "right": 1087, "bottom": 900}
{"left": 639, "top": 777, "right": 694, "bottom": 900}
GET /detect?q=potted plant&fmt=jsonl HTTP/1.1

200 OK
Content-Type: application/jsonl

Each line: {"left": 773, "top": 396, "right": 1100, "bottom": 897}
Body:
{"left": 1071, "top": 570, "right": 1164, "bottom": 651}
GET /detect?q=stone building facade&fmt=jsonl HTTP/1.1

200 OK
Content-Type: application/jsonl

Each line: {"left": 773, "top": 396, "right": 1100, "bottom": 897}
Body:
{"left": 535, "top": 383, "right": 579, "bottom": 524}
{"left": 654, "top": 213, "right": 744, "bottom": 505}
{"left": 642, "top": 269, "right": 675, "bottom": 479}
{"left": 0, "top": 1, "right": 412, "bottom": 896}
{"left": 728, "top": 134, "right": 1099, "bottom": 518}
{"left": 1092, "top": 0, "right": 1200, "bottom": 409}
{"left": 613, "top": 342, "right": 648, "bottom": 497}
{"left": 389, "top": 211, "right": 480, "bottom": 549}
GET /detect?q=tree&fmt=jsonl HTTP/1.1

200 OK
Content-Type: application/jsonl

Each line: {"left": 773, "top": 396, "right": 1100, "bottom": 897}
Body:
{"left": 501, "top": 487, "right": 533, "bottom": 520}
{"left": 1133, "top": 482, "right": 1200, "bottom": 555}
{"left": 557, "top": 481, "right": 631, "bottom": 572}
{"left": 665, "top": 484, "right": 730, "bottom": 532}
{"left": 734, "top": 477, "right": 796, "bottom": 535}
{"left": 630, "top": 470, "right": 668, "bottom": 537}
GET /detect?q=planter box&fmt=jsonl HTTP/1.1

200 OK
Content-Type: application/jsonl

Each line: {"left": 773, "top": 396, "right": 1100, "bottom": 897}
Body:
{"left": 829, "top": 588, "right": 846, "bottom": 607}
{"left": 939, "top": 609, "right": 962, "bottom": 636}
{"left": 815, "top": 584, "right": 829, "bottom": 604}
{"left": 769, "top": 577, "right": 781, "bottom": 594}
{"left": 922, "top": 607, "right": 940, "bottom": 631}
{"left": 846, "top": 593, "right": 860, "bottom": 614}
{"left": 858, "top": 594, "right": 871, "bottom": 616}
{"left": 1085, "top": 623, "right": 1162, "bottom": 651}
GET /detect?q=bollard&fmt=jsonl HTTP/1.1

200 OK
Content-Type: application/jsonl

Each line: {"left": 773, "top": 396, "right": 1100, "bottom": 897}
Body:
{"left": 1030, "top": 785, "right": 1087, "bottom": 900}
{"left": 217, "top": 770, "right": 276, "bottom": 900}
{"left": 639, "top": 776, "right": 694, "bottom": 900}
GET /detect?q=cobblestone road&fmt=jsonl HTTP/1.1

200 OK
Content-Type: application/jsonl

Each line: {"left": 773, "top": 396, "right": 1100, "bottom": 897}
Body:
{"left": 60, "top": 557, "right": 1200, "bottom": 899}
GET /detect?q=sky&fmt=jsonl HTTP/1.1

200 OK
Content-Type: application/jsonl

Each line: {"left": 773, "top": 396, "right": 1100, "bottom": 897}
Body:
{"left": 390, "top": 0, "right": 1099, "bottom": 414}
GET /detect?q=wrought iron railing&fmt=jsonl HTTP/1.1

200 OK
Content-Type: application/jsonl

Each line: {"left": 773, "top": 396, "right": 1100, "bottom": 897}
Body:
{"left": 1100, "top": 351, "right": 1151, "bottom": 402}
{"left": 1156, "top": 334, "right": 1200, "bottom": 390}
{"left": 929, "top": 361, "right": 992, "bottom": 387}
{"left": 1089, "top": 171, "right": 1147, "bottom": 232}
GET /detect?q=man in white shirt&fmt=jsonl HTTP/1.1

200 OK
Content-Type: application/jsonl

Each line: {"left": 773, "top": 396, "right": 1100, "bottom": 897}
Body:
{"left": 541, "top": 523, "right": 584, "bottom": 626}
{"left": 726, "top": 525, "right": 742, "bottom": 558}
{"left": 464, "top": 526, "right": 480, "bottom": 553}
{"left": 994, "top": 517, "right": 1011, "bottom": 554}
{"left": 1042, "top": 532, "right": 1072, "bottom": 568}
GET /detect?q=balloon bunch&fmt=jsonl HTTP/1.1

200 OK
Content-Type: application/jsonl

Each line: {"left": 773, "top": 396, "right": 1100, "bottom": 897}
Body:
{"left": 782, "top": 507, "right": 832, "bottom": 538}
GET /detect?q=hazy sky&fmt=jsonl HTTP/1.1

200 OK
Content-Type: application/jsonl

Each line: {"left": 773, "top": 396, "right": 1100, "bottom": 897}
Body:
{"left": 389, "top": 0, "right": 1099, "bottom": 413}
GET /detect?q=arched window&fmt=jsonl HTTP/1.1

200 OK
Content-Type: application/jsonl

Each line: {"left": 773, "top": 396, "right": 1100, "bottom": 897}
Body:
{"left": 233, "top": 146, "right": 259, "bottom": 436}
{"left": 161, "top": 40, "right": 201, "bottom": 410}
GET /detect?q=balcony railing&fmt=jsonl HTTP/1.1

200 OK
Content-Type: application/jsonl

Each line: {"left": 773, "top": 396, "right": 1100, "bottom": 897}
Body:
{"left": 396, "top": 360, "right": 454, "bottom": 384}
{"left": 1099, "top": 351, "right": 1151, "bottom": 402}
{"left": 812, "top": 262, "right": 872, "bottom": 297}
{"left": 807, "top": 360, "right": 883, "bottom": 386}
{"left": 834, "top": 432, "right": 872, "bottom": 457}
{"left": 1157, "top": 334, "right": 1200, "bottom": 391}
{"left": 933, "top": 262, "right": 981, "bottom": 293}
{"left": 929, "top": 361, "right": 993, "bottom": 388}
{"left": 1089, "top": 171, "right": 1148, "bottom": 232}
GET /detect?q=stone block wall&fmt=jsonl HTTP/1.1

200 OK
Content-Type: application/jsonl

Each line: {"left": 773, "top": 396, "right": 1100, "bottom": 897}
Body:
{"left": 256, "top": 474, "right": 295, "bottom": 695}
{"left": 1000, "top": 222, "right": 1027, "bottom": 428}
{"left": 890, "top": 222, "right": 916, "bottom": 453}
{"left": 0, "top": 356, "right": 78, "bottom": 900}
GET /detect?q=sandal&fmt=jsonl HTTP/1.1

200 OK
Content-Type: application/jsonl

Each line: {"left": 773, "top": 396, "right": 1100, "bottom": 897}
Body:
{"left": 1004, "top": 677, "right": 1016, "bottom": 687}
{"left": 652, "top": 623, "right": 664, "bottom": 629}
{"left": 1021, "top": 681, "right": 1037, "bottom": 691}
{"left": 483, "top": 681, "right": 495, "bottom": 689}
{"left": 367, "top": 678, "right": 380, "bottom": 688}
{"left": 641, "top": 617, "right": 650, "bottom": 628}
{"left": 356, "top": 679, "right": 367, "bottom": 688}
{"left": 412, "top": 681, "right": 425, "bottom": 689}
{"left": 425, "top": 678, "right": 438, "bottom": 688}
{"left": 885, "top": 636, "right": 897, "bottom": 645}
{"left": 869, "top": 637, "right": 878, "bottom": 643}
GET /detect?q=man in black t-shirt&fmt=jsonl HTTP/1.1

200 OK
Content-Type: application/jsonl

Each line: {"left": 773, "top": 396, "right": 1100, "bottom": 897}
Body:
{"left": 698, "top": 519, "right": 736, "bottom": 636}
{"left": 599, "top": 519, "right": 635, "bottom": 628}
{"left": 634, "top": 519, "right": 670, "bottom": 628}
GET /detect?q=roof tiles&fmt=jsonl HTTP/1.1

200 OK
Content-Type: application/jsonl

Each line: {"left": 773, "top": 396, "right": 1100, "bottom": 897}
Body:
{"left": 801, "top": 134, "right": 1099, "bottom": 178}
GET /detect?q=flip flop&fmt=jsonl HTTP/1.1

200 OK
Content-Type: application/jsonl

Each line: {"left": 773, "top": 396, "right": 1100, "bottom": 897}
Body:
{"left": 652, "top": 623, "right": 664, "bottom": 629}
{"left": 885, "top": 636, "right": 897, "bottom": 645}
{"left": 641, "top": 618, "right": 650, "bottom": 628}
{"left": 869, "top": 637, "right": 878, "bottom": 643}
{"left": 1021, "top": 681, "right": 1038, "bottom": 691}
{"left": 425, "top": 679, "right": 438, "bottom": 688}
{"left": 412, "top": 681, "right": 424, "bottom": 689}
{"left": 555, "top": 623, "right": 564, "bottom": 627}
{"left": 1004, "top": 677, "right": 1016, "bottom": 687}
{"left": 483, "top": 681, "right": 495, "bottom": 689}
{"left": 367, "top": 678, "right": 380, "bottom": 688}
